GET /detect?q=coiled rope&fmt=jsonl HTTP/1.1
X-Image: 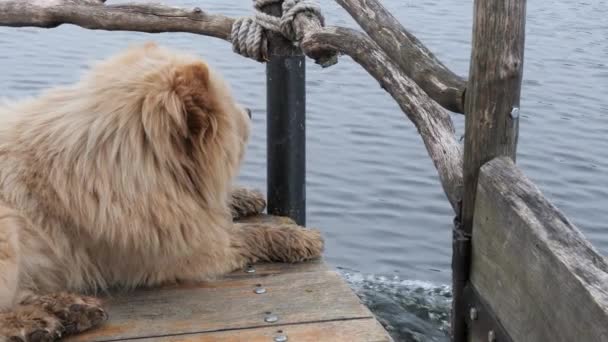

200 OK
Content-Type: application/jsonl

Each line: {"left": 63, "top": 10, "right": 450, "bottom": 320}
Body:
{"left": 231, "top": 0, "right": 324, "bottom": 62}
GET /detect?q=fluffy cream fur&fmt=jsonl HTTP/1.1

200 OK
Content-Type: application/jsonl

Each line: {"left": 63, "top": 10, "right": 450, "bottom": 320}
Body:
{"left": 0, "top": 42, "right": 323, "bottom": 341}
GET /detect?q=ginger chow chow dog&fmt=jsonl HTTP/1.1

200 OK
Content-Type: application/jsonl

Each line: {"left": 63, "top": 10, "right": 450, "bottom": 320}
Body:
{"left": 0, "top": 42, "right": 323, "bottom": 341}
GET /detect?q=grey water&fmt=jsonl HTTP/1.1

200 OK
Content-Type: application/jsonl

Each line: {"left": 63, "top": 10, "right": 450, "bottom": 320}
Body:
{"left": 0, "top": 0, "right": 606, "bottom": 340}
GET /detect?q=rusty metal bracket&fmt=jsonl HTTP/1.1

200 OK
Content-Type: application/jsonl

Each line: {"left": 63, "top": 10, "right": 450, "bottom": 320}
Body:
{"left": 464, "top": 284, "right": 513, "bottom": 342}
{"left": 451, "top": 210, "right": 471, "bottom": 341}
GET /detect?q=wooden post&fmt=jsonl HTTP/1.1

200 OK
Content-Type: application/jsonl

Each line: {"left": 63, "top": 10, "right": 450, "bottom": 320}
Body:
{"left": 452, "top": 0, "right": 527, "bottom": 341}
{"left": 262, "top": 2, "right": 307, "bottom": 226}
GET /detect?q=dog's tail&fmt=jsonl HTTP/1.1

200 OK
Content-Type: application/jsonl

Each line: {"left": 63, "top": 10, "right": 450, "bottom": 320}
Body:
{"left": 231, "top": 222, "right": 324, "bottom": 264}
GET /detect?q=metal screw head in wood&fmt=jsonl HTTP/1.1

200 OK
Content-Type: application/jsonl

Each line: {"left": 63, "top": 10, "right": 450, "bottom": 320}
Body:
{"left": 254, "top": 285, "right": 267, "bottom": 294}
{"left": 274, "top": 334, "right": 288, "bottom": 342}
{"left": 488, "top": 330, "right": 496, "bottom": 342}
{"left": 265, "top": 313, "right": 279, "bottom": 323}
{"left": 470, "top": 307, "right": 478, "bottom": 321}
{"left": 510, "top": 107, "right": 520, "bottom": 119}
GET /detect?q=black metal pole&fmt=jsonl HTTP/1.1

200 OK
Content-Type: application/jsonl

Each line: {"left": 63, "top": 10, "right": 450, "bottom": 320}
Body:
{"left": 266, "top": 55, "right": 306, "bottom": 226}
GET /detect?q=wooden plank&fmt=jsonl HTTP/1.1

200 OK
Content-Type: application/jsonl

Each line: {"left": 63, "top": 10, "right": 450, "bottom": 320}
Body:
{"left": 131, "top": 319, "right": 392, "bottom": 342}
{"left": 224, "top": 260, "right": 327, "bottom": 280}
{"left": 470, "top": 157, "right": 608, "bottom": 342}
{"left": 66, "top": 265, "right": 375, "bottom": 342}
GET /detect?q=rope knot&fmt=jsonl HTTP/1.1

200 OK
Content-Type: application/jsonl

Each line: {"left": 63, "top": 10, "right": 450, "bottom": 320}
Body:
{"left": 231, "top": 0, "right": 324, "bottom": 62}
{"left": 280, "top": 0, "right": 325, "bottom": 41}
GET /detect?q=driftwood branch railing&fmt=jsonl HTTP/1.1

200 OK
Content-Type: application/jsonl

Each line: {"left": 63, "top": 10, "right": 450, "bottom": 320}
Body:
{"left": 302, "top": 27, "right": 463, "bottom": 212}
{"left": 335, "top": 0, "right": 467, "bottom": 114}
{"left": 2, "top": 1, "right": 607, "bottom": 342}
{"left": 0, "top": 0, "right": 465, "bottom": 214}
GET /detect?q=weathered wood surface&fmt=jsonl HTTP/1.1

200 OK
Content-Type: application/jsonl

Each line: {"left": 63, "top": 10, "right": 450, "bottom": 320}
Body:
{"left": 469, "top": 157, "right": 608, "bottom": 342}
{"left": 0, "top": 0, "right": 234, "bottom": 41}
{"left": 126, "top": 320, "right": 390, "bottom": 342}
{"left": 336, "top": 0, "right": 466, "bottom": 114}
{"left": 462, "top": 0, "right": 527, "bottom": 232}
{"left": 303, "top": 27, "right": 463, "bottom": 213}
{"left": 64, "top": 260, "right": 392, "bottom": 341}
{"left": 223, "top": 259, "right": 327, "bottom": 279}
{"left": 454, "top": 0, "right": 527, "bottom": 339}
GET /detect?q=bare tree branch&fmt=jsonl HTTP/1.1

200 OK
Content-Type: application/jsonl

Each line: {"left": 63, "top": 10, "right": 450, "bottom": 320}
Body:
{"left": 335, "top": 0, "right": 467, "bottom": 114}
{"left": 0, "top": 0, "right": 339, "bottom": 65}
{"left": 302, "top": 27, "right": 463, "bottom": 211}
{"left": 0, "top": 0, "right": 234, "bottom": 41}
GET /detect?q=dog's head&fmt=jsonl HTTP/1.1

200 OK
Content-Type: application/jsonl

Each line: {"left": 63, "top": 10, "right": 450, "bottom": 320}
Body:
{"left": 84, "top": 42, "right": 251, "bottom": 198}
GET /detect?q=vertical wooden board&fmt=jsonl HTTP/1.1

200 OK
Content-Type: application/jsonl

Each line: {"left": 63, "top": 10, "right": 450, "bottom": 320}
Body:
{"left": 65, "top": 269, "right": 374, "bottom": 342}
{"left": 132, "top": 319, "right": 393, "bottom": 342}
{"left": 470, "top": 157, "right": 608, "bottom": 342}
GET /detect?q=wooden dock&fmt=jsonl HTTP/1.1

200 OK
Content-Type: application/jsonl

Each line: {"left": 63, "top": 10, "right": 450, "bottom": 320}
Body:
{"left": 6, "top": 1, "right": 608, "bottom": 341}
{"left": 64, "top": 259, "right": 392, "bottom": 342}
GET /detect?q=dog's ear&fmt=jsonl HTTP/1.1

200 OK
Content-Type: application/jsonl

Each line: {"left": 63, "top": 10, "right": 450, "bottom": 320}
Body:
{"left": 171, "top": 62, "right": 218, "bottom": 138}
{"left": 141, "top": 61, "right": 221, "bottom": 145}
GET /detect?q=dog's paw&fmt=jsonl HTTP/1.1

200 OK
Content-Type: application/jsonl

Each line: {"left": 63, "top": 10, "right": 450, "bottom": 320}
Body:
{"left": 258, "top": 225, "right": 324, "bottom": 263}
{"left": 230, "top": 187, "right": 267, "bottom": 220}
{"left": 0, "top": 305, "right": 62, "bottom": 342}
{"left": 284, "top": 227, "right": 325, "bottom": 263}
{"left": 21, "top": 293, "right": 107, "bottom": 336}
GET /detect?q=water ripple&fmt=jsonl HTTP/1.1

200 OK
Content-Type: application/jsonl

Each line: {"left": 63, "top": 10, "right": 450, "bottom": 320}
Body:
{"left": 341, "top": 269, "right": 451, "bottom": 342}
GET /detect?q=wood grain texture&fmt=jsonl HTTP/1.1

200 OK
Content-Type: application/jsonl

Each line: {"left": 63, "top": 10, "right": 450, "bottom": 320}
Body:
{"left": 64, "top": 265, "right": 380, "bottom": 341}
{"left": 0, "top": 0, "right": 234, "bottom": 41}
{"left": 462, "top": 0, "right": 527, "bottom": 232}
{"left": 302, "top": 27, "right": 463, "bottom": 213}
{"left": 223, "top": 259, "right": 327, "bottom": 280}
{"left": 455, "top": 1, "right": 526, "bottom": 339}
{"left": 336, "top": 0, "right": 466, "bottom": 113}
{"left": 129, "top": 319, "right": 392, "bottom": 342}
{"left": 470, "top": 157, "right": 608, "bottom": 342}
